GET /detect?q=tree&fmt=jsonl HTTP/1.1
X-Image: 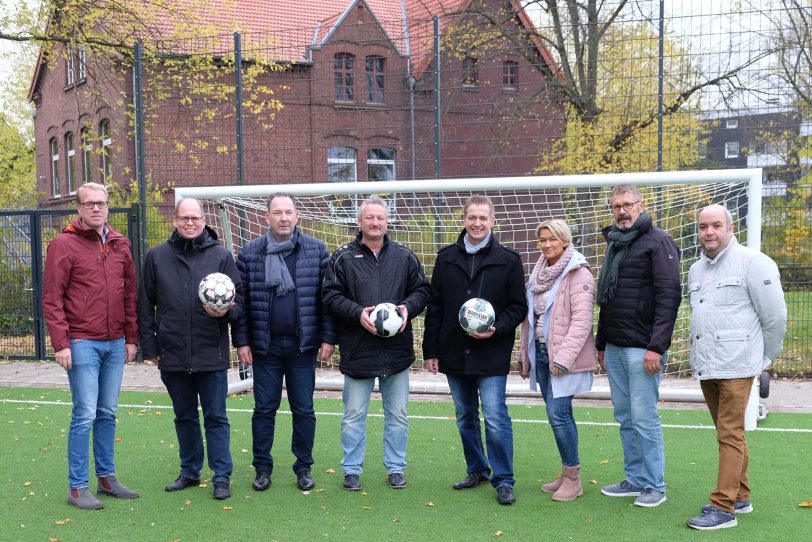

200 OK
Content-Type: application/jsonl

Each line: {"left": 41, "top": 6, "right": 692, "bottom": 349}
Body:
{"left": 775, "top": 0, "right": 811, "bottom": 108}
{"left": 0, "top": 113, "right": 36, "bottom": 208}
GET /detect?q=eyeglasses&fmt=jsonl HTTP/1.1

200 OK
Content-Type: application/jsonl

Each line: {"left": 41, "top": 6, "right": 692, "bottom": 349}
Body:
{"left": 610, "top": 201, "right": 641, "bottom": 213}
{"left": 175, "top": 216, "right": 204, "bottom": 224}
{"left": 79, "top": 201, "right": 108, "bottom": 209}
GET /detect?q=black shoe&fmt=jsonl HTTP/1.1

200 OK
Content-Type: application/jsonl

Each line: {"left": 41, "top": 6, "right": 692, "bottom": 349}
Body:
{"left": 453, "top": 472, "right": 490, "bottom": 490}
{"left": 497, "top": 484, "right": 516, "bottom": 505}
{"left": 252, "top": 471, "right": 271, "bottom": 491}
{"left": 213, "top": 481, "right": 231, "bottom": 500}
{"left": 165, "top": 475, "right": 200, "bottom": 492}
{"left": 343, "top": 474, "right": 362, "bottom": 491}
{"left": 388, "top": 472, "right": 407, "bottom": 489}
{"left": 297, "top": 471, "right": 315, "bottom": 491}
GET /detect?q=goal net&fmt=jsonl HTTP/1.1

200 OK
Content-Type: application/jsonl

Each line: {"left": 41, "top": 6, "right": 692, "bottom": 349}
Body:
{"left": 177, "top": 169, "right": 762, "bottom": 395}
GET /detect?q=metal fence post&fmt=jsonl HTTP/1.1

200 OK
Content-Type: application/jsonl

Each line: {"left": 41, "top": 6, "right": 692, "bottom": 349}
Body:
{"left": 133, "top": 41, "right": 148, "bottom": 265}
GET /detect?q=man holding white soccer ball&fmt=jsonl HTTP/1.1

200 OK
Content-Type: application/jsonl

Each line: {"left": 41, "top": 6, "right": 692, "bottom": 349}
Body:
{"left": 423, "top": 194, "right": 527, "bottom": 506}
{"left": 323, "top": 196, "right": 430, "bottom": 492}
{"left": 138, "top": 198, "right": 243, "bottom": 501}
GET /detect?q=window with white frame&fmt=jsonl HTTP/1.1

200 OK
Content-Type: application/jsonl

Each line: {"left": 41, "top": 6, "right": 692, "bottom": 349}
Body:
{"left": 367, "top": 148, "right": 395, "bottom": 181}
{"left": 365, "top": 56, "right": 384, "bottom": 103}
{"left": 724, "top": 141, "right": 739, "bottom": 159}
{"left": 65, "top": 46, "right": 86, "bottom": 87}
{"left": 77, "top": 46, "right": 86, "bottom": 80}
{"left": 49, "top": 138, "right": 60, "bottom": 196}
{"left": 335, "top": 53, "right": 355, "bottom": 102}
{"left": 80, "top": 127, "right": 92, "bottom": 183}
{"left": 726, "top": 119, "right": 738, "bottom": 129}
{"left": 65, "top": 132, "right": 76, "bottom": 194}
{"left": 66, "top": 52, "right": 76, "bottom": 86}
{"left": 328, "top": 147, "right": 357, "bottom": 217}
{"left": 99, "top": 119, "right": 112, "bottom": 179}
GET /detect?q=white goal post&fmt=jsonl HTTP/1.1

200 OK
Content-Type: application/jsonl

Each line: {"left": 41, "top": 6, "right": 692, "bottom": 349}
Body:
{"left": 176, "top": 168, "right": 764, "bottom": 423}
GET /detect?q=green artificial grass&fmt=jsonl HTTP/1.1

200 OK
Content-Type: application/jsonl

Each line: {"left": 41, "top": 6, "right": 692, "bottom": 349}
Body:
{"left": 1, "top": 386, "right": 810, "bottom": 541}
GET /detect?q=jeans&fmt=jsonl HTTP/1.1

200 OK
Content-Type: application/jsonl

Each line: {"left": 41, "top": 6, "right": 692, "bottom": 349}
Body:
{"left": 252, "top": 338, "right": 317, "bottom": 475}
{"left": 603, "top": 343, "right": 666, "bottom": 492}
{"left": 700, "top": 377, "right": 754, "bottom": 513}
{"left": 446, "top": 374, "right": 514, "bottom": 488}
{"left": 161, "top": 370, "right": 233, "bottom": 484}
{"left": 535, "top": 343, "right": 579, "bottom": 466}
{"left": 66, "top": 338, "right": 125, "bottom": 489}
{"left": 341, "top": 369, "right": 409, "bottom": 475}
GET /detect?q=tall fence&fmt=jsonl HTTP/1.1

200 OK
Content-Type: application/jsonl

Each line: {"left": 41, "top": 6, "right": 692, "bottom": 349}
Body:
{"left": 19, "top": 1, "right": 812, "bottom": 374}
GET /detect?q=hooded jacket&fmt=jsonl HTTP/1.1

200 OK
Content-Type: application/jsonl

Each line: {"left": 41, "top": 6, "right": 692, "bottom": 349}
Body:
{"left": 138, "top": 226, "right": 243, "bottom": 372}
{"left": 322, "top": 232, "right": 430, "bottom": 379}
{"left": 42, "top": 218, "right": 138, "bottom": 352}
{"left": 422, "top": 231, "right": 527, "bottom": 376}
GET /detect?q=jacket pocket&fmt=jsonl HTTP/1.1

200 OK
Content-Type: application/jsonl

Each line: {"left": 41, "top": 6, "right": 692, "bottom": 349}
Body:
{"left": 712, "top": 328, "right": 750, "bottom": 369}
{"left": 688, "top": 282, "right": 701, "bottom": 310}
{"left": 712, "top": 276, "right": 745, "bottom": 306}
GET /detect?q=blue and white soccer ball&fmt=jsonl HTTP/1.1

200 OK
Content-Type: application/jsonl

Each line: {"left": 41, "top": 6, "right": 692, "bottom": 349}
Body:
{"left": 198, "top": 272, "right": 236, "bottom": 311}
{"left": 371, "top": 303, "right": 404, "bottom": 337}
{"left": 458, "top": 298, "right": 496, "bottom": 334}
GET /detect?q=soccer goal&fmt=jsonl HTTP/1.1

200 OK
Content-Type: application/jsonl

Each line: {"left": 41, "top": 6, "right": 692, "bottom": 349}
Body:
{"left": 176, "top": 168, "right": 762, "bottom": 399}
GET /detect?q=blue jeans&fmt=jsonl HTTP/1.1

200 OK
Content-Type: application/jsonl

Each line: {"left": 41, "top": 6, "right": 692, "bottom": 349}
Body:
{"left": 66, "top": 338, "right": 125, "bottom": 489}
{"left": 341, "top": 369, "right": 409, "bottom": 475}
{"left": 252, "top": 338, "right": 317, "bottom": 475}
{"left": 446, "top": 374, "right": 514, "bottom": 488}
{"left": 535, "top": 343, "right": 579, "bottom": 466}
{"left": 603, "top": 343, "right": 666, "bottom": 492}
{"left": 160, "top": 370, "right": 233, "bottom": 484}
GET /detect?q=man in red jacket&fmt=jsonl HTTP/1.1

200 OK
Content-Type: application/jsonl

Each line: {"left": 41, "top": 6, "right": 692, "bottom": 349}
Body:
{"left": 42, "top": 182, "right": 139, "bottom": 510}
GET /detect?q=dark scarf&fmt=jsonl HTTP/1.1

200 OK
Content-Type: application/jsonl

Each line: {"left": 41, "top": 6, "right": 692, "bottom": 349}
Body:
{"left": 597, "top": 211, "right": 651, "bottom": 306}
{"left": 265, "top": 228, "right": 299, "bottom": 296}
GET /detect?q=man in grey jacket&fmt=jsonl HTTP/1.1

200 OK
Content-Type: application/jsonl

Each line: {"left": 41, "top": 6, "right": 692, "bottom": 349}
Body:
{"left": 686, "top": 204, "right": 787, "bottom": 531}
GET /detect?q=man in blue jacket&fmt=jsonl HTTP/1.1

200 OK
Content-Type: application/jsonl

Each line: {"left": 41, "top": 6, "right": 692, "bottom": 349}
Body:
{"left": 322, "top": 196, "right": 430, "bottom": 492}
{"left": 233, "top": 193, "right": 337, "bottom": 492}
{"left": 596, "top": 184, "right": 681, "bottom": 508}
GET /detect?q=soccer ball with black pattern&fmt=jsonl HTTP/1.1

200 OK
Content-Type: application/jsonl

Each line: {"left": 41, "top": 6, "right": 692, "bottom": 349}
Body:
{"left": 458, "top": 298, "right": 496, "bottom": 334}
{"left": 371, "top": 303, "right": 404, "bottom": 337}
{"left": 198, "top": 272, "right": 236, "bottom": 311}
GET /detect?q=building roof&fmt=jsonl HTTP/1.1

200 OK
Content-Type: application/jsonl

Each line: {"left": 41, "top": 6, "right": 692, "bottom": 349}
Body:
{"left": 30, "top": 0, "right": 557, "bottom": 98}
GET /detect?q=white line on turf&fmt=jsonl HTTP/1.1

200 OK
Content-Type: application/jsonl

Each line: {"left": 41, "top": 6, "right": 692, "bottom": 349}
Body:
{"left": 3, "top": 398, "right": 811, "bottom": 433}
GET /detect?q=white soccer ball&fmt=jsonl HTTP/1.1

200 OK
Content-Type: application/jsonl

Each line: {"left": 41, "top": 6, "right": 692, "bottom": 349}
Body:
{"left": 198, "top": 272, "right": 236, "bottom": 311}
{"left": 458, "top": 298, "right": 496, "bottom": 334}
{"left": 370, "top": 303, "right": 404, "bottom": 337}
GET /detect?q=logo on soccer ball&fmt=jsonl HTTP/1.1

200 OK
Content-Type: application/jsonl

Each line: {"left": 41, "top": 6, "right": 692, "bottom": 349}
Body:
{"left": 458, "top": 298, "right": 496, "bottom": 334}
{"left": 198, "top": 272, "right": 236, "bottom": 310}
{"left": 371, "top": 303, "right": 404, "bottom": 337}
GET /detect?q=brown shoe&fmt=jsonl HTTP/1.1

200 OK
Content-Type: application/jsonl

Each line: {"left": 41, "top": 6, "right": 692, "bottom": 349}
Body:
{"left": 542, "top": 468, "right": 564, "bottom": 493}
{"left": 552, "top": 465, "right": 583, "bottom": 501}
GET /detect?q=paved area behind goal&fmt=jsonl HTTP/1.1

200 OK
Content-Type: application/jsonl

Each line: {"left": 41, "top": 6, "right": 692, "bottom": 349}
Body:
{"left": 1, "top": 360, "right": 809, "bottom": 414}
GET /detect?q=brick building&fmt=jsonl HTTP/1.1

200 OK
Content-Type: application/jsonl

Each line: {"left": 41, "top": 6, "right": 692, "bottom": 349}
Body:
{"left": 29, "top": 0, "right": 565, "bottom": 208}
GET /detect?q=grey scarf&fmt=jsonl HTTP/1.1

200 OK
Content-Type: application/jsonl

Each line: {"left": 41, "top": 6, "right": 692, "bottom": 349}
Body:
{"left": 463, "top": 232, "right": 491, "bottom": 254}
{"left": 597, "top": 211, "right": 651, "bottom": 306}
{"left": 265, "top": 228, "right": 298, "bottom": 296}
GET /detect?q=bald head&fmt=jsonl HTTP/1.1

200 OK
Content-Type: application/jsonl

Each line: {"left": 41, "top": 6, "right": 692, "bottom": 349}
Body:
{"left": 697, "top": 205, "right": 734, "bottom": 258}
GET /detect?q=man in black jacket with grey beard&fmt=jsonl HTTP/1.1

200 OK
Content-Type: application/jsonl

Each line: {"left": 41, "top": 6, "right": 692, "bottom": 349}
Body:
{"left": 322, "top": 196, "right": 429, "bottom": 493}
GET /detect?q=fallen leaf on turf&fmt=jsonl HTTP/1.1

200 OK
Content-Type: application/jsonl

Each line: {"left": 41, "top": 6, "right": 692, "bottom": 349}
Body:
{"left": 425, "top": 501, "right": 434, "bottom": 507}
{"left": 241, "top": 449, "right": 248, "bottom": 453}
{"left": 23, "top": 481, "right": 31, "bottom": 486}
{"left": 361, "top": 491, "right": 368, "bottom": 496}
{"left": 199, "top": 482, "right": 207, "bottom": 488}
{"left": 589, "top": 480, "right": 597, "bottom": 484}
{"left": 495, "top": 531, "right": 504, "bottom": 537}
{"left": 223, "top": 505, "right": 234, "bottom": 510}
{"left": 393, "top": 517, "right": 400, "bottom": 522}
{"left": 155, "top": 411, "right": 162, "bottom": 416}
{"left": 799, "top": 500, "right": 812, "bottom": 507}
{"left": 315, "top": 488, "right": 326, "bottom": 493}
{"left": 325, "top": 468, "right": 336, "bottom": 474}
{"left": 599, "top": 459, "right": 610, "bottom": 464}
{"left": 47, "top": 537, "right": 60, "bottom": 542}
{"left": 54, "top": 519, "right": 70, "bottom": 525}
{"left": 115, "top": 437, "right": 122, "bottom": 442}
{"left": 362, "top": 506, "right": 372, "bottom": 511}
{"left": 184, "top": 499, "right": 192, "bottom": 506}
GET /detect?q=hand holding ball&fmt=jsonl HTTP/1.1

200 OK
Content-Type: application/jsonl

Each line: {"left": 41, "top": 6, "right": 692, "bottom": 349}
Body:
{"left": 371, "top": 303, "right": 404, "bottom": 337}
{"left": 198, "top": 272, "right": 236, "bottom": 311}
{"left": 459, "top": 298, "right": 496, "bottom": 334}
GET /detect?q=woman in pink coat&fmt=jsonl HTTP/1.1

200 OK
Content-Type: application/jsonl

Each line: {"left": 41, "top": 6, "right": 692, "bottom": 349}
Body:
{"left": 520, "top": 219, "right": 596, "bottom": 501}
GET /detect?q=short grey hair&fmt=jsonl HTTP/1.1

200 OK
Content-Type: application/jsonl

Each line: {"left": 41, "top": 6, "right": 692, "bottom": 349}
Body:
{"left": 174, "top": 197, "right": 204, "bottom": 216}
{"left": 267, "top": 192, "right": 297, "bottom": 210}
{"left": 357, "top": 196, "right": 389, "bottom": 219}
{"left": 609, "top": 184, "right": 643, "bottom": 201}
